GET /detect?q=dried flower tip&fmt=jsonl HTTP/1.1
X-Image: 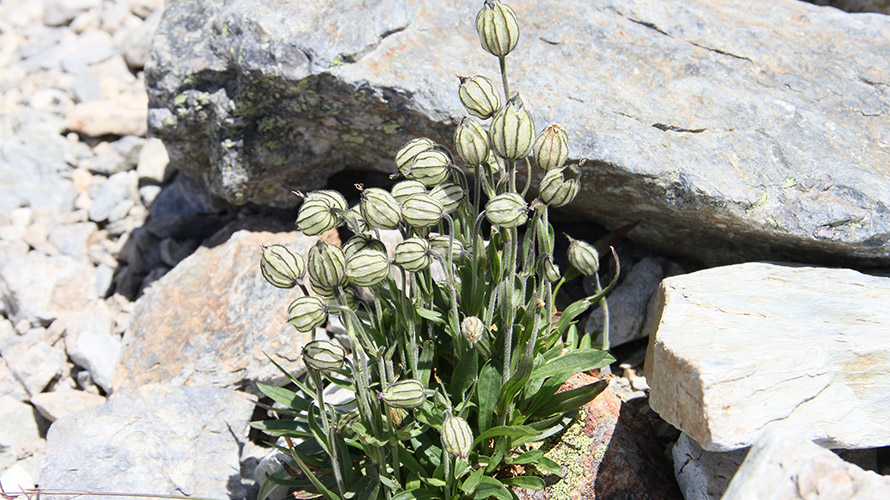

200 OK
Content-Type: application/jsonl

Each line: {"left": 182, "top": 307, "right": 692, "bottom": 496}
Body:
{"left": 567, "top": 236, "right": 600, "bottom": 276}
{"left": 534, "top": 124, "right": 569, "bottom": 170}
{"left": 391, "top": 180, "right": 427, "bottom": 204}
{"left": 454, "top": 117, "right": 491, "bottom": 166}
{"left": 394, "top": 237, "right": 433, "bottom": 272}
{"left": 287, "top": 296, "right": 328, "bottom": 332}
{"left": 302, "top": 340, "right": 345, "bottom": 372}
{"left": 490, "top": 95, "right": 535, "bottom": 160}
{"left": 475, "top": 0, "right": 520, "bottom": 58}
{"left": 401, "top": 193, "right": 444, "bottom": 228}
{"left": 441, "top": 413, "right": 473, "bottom": 459}
{"left": 395, "top": 138, "right": 438, "bottom": 176}
{"left": 260, "top": 244, "right": 305, "bottom": 288}
{"left": 539, "top": 165, "right": 580, "bottom": 207}
{"left": 485, "top": 192, "right": 528, "bottom": 228}
{"left": 345, "top": 248, "right": 390, "bottom": 287}
{"left": 381, "top": 379, "right": 427, "bottom": 409}
{"left": 458, "top": 76, "right": 501, "bottom": 120}
{"left": 360, "top": 187, "right": 402, "bottom": 229}
{"left": 461, "top": 316, "right": 485, "bottom": 345}
{"left": 307, "top": 240, "right": 347, "bottom": 289}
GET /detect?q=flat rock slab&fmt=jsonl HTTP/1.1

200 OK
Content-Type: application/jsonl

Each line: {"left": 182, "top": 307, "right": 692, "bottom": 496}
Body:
{"left": 645, "top": 262, "right": 890, "bottom": 452}
{"left": 40, "top": 384, "right": 254, "bottom": 499}
{"left": 112, "top": 218, "right": 318, "bottom": 394}
{"left": 722, "top": 426, "right": 890, "bottom": 500}
{"left": 147, "top": 0, "right": 890, "bottom": 267}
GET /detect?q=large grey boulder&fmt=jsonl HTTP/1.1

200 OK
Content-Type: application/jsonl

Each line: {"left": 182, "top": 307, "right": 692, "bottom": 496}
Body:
{"left": 147, "top": 0, "right": 890, "bottom": 267}
{"left": 40, "top": 384, "right": 254, "bottom": 499}
{"left": 644, "top": 262, "right": 890, "bottom": 452}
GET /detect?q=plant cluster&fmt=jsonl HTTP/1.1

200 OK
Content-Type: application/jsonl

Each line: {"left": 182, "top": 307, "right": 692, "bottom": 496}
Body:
{"left": 255, "top": 2, "right": 618, "bottom": 499}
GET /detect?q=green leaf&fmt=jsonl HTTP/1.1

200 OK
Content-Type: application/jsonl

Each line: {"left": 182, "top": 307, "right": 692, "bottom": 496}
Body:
{"left": 256, "top": 383, "right": 310, "bottom": 412}
{"left": 286, "top": 447, "right": 340, "bottom": 500}
{"left": 421, "top": 477, "right": 447, "bottom": 488}
{"left": 307, "top": 406, "right": 330, "bottom": 456}
{"left": 476, "top": 363, "right": 500, "bottom": 435}
{"left": 451, "top": 349, "right": 478, "bottom": 401}
{"left": 531, "top": 379, "right": 609, "bottom": 417}
{"left": 473, "top": 425, "right": 539, "bottom": 447}
{"left": 461, "top": 467, "right": 485, "bottom": 494}
{"left": 502, "top": 476, "right": 546, "bottom": 490}
{"left": 536, "top": 456, "right": 563, "bottom": 476}
{"left": 418, "top": 340, "right": 435, "bottom": 387}
{"left": 496, "top": 342, "right": 533, "bottom": 415}
{"left": 391, "top": 489, "right": 442, "bottom": 500}
{"left": 529, "top": 348, "right": 614, "bottom": 382}
{"left": 416, "top": 307, "right": 446, "bottom": 324}
{"left": 249, "top": 419, "right": 311, "bottom": 438}
{"left": 473, "top": 477, "right": 512, "bottom": 500}
{"left": 511, "top": 449, "right": 544, "bottom": 465}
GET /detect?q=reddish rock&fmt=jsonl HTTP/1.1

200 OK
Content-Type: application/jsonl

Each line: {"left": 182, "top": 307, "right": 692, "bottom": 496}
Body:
{"left": 515, "top": 373, "right": 681, "bottom": 500}
{"left": 112, "top": 218, "right": 336, "bottom": 394}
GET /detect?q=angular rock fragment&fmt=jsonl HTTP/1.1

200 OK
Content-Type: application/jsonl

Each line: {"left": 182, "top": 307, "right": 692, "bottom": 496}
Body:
{"left": 30, "top": 390, "right": 106, "bottom": 422}
{"left": 0, "top": 253, "right": 98, "bottom": 324}
{"left": 645, "top": 262, "right": 890, "bottom": 451}
{"left": 673, "top": 433, "right": 748, "bottom": 500}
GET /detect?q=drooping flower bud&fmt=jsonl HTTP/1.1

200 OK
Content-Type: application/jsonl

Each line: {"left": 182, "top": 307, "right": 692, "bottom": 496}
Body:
{"left": 360, "top": 187, "right": 402, "bottom": 229}
{"left": 391, "top": 180, "right": 427, "bottom": 204}
{"left": 307, "top": 241, "right": 346, "bottom": 289}
{"left": 343, "top": 235, "right": 387, "bottom": 260}
{"left": 461, "top": 316, "right": 485, "bottom": 345}
{"left": 296, "top": 199, "right": 340, "bottom": 236}
{"left": 454, "top": 117, "right": 491, "bottom": 166}
{"left": 539, "top": 165, "right": 580, "bottom": 207}
{"left": 394, "top": 237, "right": 433, "bottom": 272}
{"left": 287, "top": 296, "right": 328, "bottom": 332}
{"left": 441, "top": 412, "right": 473, "bottom": 459}
{"left": 429, "top": 234, "right": 464, "bottom": 261}
{"left": 567, "top": 236, "right": 599, "bottom": 276}
{"left": 345, "top": 248, "right": 390, "bottom": 287}
{"left": 485, "top": 192, "right": 528, "bottom": 228}
{"left": 489, "top": 95, "right": 535, "bottom": 160}
{"left": 302, "top": 340, "right": 345, "bottom": 372}
{"left": 534, "top": 124, "right": 569, "bottom": 170}
{"left": 305, "top": 190, "right": 348, "bottom": 212}
{"left": 537, "top": 253, "right": 561, "bottom": 283}
{"left": 260, "top": 244, "right": 305, "bottom": 288}
{"left": 429, "top": 182, "right": 464, "bottom": 214}
{"left": 458, "top": 75, "right": 501, "bottom": 120}
{"left": 401, "top": 193, "right": 444, "bottom": 228}
{"left": 475, "top": 0, "right": 520, "bottom": 58}
{"left": 307, "top": 273, "right": 337, "bottom": 300}
{"left": 395, "top": 138, "right": 437, "bottom": 177}
{"left": 346, "top": 204, "right": 372, "bottom": 234}
{"left": 381, "top": 379, "right": 428, "bottom": 409}
{"left": 407, "top": 149, "right": 451, "bottom": 187}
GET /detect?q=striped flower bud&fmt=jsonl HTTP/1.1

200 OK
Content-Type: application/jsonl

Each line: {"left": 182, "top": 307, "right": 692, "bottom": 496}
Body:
{"left": 287, "top": 296, "right": 327, "bottom": 332}
{"left": 343, "top": 235, "right": 387, "bottom": 260}
{"left": 296, "top": 199, "right": 340, "bottom": 236}
{"left": 360, "top": 188, "right": 402, "bottom": 229}
{"left": 302, "top": 340, "right": 345, "bottom": 372}
{"left": 308, "top": 273, "right": 337, "bottom": 300}
{"left": 475, "top": 0, "right": 520, "bottom": 58}
{"left": 534, "top": 124, "right": 569, "bottom": 170}
{"left": 391, "top": 180, "right": 427, "bottom": 204}
{"left": 407, "top": 149, "right": 451, "bottom": 187}
{"left": 345, "top": 248, "right": 390, "bottom": 287}
{"left": 381, "top": 379, "right": 427, "bottom": 409}
{"left": 454, "top": 117, "right": 490, "bottom": 166}
{"left": 490, "top": 95, "right": 535, "bottom": 160}
{"left": 461, "top": 316, "right": 485, "bottom": 345}
{"left": 485, "top": 192, "right": 528, "bottom": 228}
{"left": 429, "top": 234, "right": 464, "bottom": 260}
{"left": 539, "top": 165, "right": 580, "bottom": 207}
{"left": 395, "top": 138, "right": 437, "bottom": 177}
{"left": 394, "top": 237, "right": 433, "bottom": 272}
{"left": 429, "top": 182, "right": 464, "bottom": 214}
{"left": 307, "top": 241, "right": 346, "bottom": 289}
{"left": 346, "top": 204, "right": 373, "bottom": 234}
{"left": 305, "top": 190, "right": 348, "bottom": 212}
{"left": 401, "top": 193, "right": 444, "bottom": 228}
{"left": 441, "top": 413, "right": 473, "bottom": 459}
{"left": 458, "top": 75, "right": 501, "bottom": 120}
{"left": 260, "top": 244, "right": 304, "bottom": 288}
{"left": 537, "top": 253, "right": 561, "bottom": 283}
{"left": 567, "top": 236, "right": 599, "bottom": 276}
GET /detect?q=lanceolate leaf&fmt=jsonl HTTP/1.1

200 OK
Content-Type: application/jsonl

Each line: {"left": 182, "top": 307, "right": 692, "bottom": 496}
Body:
{"left": 529, "top": 348, "right": 614, "bottom": 382}
{"left": 256, "top": 383, "right": 311, "bottom": 412}
{"left": 477, "top": 363, "right": 501, "bottom": 435}
{"left": 532, "top": 379, "right": 609, "bottom": 417}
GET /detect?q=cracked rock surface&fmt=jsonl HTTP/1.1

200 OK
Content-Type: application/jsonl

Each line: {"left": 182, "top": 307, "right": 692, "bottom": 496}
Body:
{"left": 148, "top": 0, "right": 890, "bottom": 268}
{"left": 644, "top": 262, "right": 890, "bottom": 452}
